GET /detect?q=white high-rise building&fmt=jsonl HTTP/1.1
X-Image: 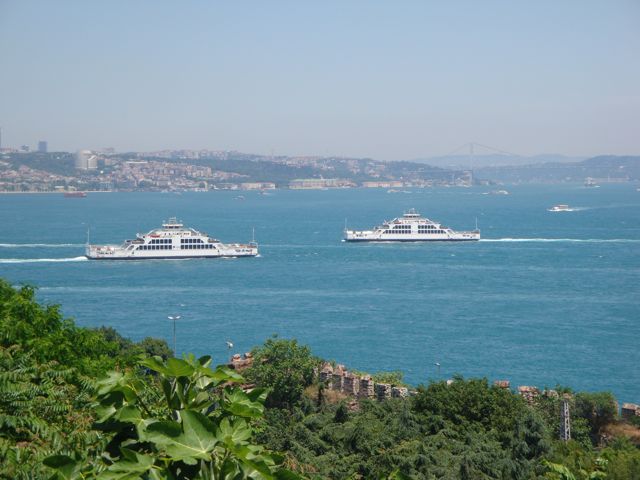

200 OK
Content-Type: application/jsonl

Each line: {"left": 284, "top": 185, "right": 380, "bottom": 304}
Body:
{"left": 75, "top": 150, "right": 98, "bottom": 169}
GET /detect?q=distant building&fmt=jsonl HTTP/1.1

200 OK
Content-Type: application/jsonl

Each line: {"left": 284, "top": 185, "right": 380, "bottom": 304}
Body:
{"left": 289, "top": 178, "right": 355, "bottom": 189}
{"left": 361, "top": 181, "right": 403, "bottom": 188}
{"left": 37, "top": 141, "right": 48, "bottom": 153}
{"left": 75, "top": 150, "right": 98, "bottom": 169}
{"left": 20, "top": 145, "right": 30, "bottom": 152}
{"left": 240, "top": 182, "right": 276, "bottom": 190}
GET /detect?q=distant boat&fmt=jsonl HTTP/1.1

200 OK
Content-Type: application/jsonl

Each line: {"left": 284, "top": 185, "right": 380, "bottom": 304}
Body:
{"left": 483, "top": 190, "right": 510, "bottom": 195}
{"left": 584, "top": 178, "right": 600, "bottom": 188}
{"left": 64, "top": 191, "right": 87, "bottom": 198}
{"left": 548, "top": 204, "right": 574, "bottom": 212}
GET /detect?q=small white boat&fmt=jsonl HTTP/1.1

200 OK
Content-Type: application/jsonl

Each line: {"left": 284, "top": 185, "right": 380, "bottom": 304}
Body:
{"left": 547, "top": 204, "right": 574, "bottom": 212}
{"left": 483, "top": 190, "right": 510, "bottom": 195}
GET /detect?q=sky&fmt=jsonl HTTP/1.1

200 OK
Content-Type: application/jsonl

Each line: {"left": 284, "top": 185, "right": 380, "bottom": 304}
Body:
{"left": 0, "top": 1, "right": 639, "bottom": 160}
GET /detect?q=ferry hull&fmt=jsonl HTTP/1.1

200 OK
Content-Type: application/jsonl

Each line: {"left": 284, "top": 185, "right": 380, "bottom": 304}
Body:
{"left": 344, "top": 237, "right": 479, "bottom": 242}
{"left": 85, "top": 245, "right": 258, "bottom": 260}
{"left": 344, "top": 231, "right": 480, "bottom": 242}
{"left": 85, "top": 253, "right": 257, "bottom": 260}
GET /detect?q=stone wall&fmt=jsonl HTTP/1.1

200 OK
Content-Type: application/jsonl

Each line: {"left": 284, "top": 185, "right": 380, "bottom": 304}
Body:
{"left": 319, "top": 362, "right": 411, "bottom": 401}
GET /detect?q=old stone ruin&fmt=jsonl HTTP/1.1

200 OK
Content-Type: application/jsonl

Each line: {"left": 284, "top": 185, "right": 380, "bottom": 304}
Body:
{"left": 319, "top": 362, "right": 410, "bottom": 401}
{"left": 228, "top": 352, "right": 254, "bottom": 370}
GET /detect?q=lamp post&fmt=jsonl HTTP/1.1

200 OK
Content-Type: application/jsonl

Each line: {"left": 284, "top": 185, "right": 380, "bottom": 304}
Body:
{"left": 168, "top": 315, "right": 181, "bottom": 356}
{"left": 226, "top": 341, "right": 233, "bottom": 362}
{"left": 434, "top": 362, "right": 441, "bottom": 378}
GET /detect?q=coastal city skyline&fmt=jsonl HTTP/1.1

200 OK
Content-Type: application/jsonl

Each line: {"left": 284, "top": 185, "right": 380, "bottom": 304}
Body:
{"left": 1, "top": 1, "right": 639, "bottom": 159}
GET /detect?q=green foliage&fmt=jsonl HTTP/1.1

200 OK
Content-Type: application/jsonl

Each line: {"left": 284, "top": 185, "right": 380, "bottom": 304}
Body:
{"left": 371, "top": 371, "right": 405, "bottom": 387}
{"left": 44, "top": 354, "right": 298, "bottom": 479}
{"left": 2, "top": 278, "right": 640, "bottom": 480}
{"left": 412, "top": 376, "right": 526, "bottom": 441}
{"left": 245, "top": 337, "right": 320, "bottom": 409}
{"left": 574, "top": 392, "right": 618, "bottom": 443}
{"left": 0, "top": 346, "right": 103, "bottom": 479}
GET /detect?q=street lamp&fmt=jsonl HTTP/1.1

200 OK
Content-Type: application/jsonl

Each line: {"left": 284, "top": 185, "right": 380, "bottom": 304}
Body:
{"left": 168, "top": 315, "right": 181, "bottom": 356}
{"left": 226, "top": 341, "right": 233, "bottom": 362}
{"left": 434, "top": 362, "right": 441, "bottom": 378}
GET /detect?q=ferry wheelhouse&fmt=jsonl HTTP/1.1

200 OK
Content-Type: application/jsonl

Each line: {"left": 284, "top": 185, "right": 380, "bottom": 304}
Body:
{"left": 85, "top": 218, "right": 258, "bottom": 260}
{"left": 344, "top": 209, "right": 480, "bottom": 242}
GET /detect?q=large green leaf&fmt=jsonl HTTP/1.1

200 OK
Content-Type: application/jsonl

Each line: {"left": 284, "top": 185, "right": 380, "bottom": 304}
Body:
{"left": 217, "top": 417, "right": 252, "bottom": 446}
{"left": 96, "top": 371, "right": 126, "bottom": 396}
{"left": 165, "top": 357, "right": 195, "bottom": 377}
{"left": 43, "top": 455, "right": 83, "bottom": 480}
{"left": 140, "top": 356, "right": 171, "bottom": 376}
{"left": 224, "top": 388, "right": 265, "bottom": 418}
{"left": 207, "top": 365, "right": 244, "bottom": 383}
{"left": 96, "top": 448, "right": 155, "bottom": 480}
{"left": 145, "top": 410, "right": 219, "bottom": 463}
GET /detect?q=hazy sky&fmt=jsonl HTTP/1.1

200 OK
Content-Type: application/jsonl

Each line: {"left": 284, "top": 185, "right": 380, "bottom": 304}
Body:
{"left": 1, "top": 1, "right": 639, "bottom": 159}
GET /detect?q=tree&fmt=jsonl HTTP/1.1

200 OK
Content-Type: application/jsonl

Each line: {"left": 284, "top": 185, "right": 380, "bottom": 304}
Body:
{"left": 574, "top": 392, "right": 618, "bottom": 443}
{"left": 245, "top": 337, "right": 319, "bottom": 409}
{"left": 0, "top": 346, "right": 101, "bottom": 480}
{"left": 45, "top": 354, "right": 300, "bottom": 479}
{"left": 412, "top": 376, "right": 526, "bottom": 441}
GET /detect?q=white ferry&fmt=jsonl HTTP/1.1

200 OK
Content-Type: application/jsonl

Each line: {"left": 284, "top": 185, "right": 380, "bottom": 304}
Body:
{"left": 85, "top": 218, "right": 258, "bottom": 260}
{"left": 547, "top": 204, "right": 574, "bottom": 212}
{"left": 344, "top": 209, "right": 480, "bottom": 242}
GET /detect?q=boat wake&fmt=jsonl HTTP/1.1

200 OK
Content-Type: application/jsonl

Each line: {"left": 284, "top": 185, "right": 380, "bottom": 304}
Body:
{"left": 0, "top": 243, "right": 84, "bottom": 248}
{"left": 0, "top": 256, "right": 88, "bottom": 263}
{"left": 481, "top": 238, "right": 640, "bottom": 243}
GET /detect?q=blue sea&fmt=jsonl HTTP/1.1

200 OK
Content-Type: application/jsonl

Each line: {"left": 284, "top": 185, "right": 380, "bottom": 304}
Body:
{"left": 1, "top": 185, "right": 639, "bottom": 403}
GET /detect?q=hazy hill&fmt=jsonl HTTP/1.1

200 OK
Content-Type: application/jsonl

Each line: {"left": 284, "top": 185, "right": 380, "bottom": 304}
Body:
{"left": 474, "top": 155, "right": 640, "bottom": 183}
{"left": 410, "top": 153, "right": 586, "bottom": 169}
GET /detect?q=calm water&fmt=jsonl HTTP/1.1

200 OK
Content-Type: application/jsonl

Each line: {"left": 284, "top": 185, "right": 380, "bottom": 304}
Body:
{"left": 1, "top": 185, "right": 639, "bottom": 402}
